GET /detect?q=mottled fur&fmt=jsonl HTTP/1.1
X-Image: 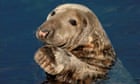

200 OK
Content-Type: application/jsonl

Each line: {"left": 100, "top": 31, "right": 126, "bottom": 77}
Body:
{"left": 34, "top": 4, "right": 116, "bottom": 84}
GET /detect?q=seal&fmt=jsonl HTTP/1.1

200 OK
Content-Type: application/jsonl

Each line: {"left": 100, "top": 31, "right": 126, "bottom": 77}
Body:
{"left": 34, "top": 3, "right": 116, "bottom": 84}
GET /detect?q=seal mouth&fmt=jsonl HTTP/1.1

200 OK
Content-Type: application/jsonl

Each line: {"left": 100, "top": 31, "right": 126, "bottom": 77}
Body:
{"left": 41, "top": 40, "right": 67, "bottom": 49}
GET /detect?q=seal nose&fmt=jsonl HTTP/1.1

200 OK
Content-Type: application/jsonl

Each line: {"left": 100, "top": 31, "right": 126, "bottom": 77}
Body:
{"left": 38, "top": 29, "right": 50, "bottom": 39}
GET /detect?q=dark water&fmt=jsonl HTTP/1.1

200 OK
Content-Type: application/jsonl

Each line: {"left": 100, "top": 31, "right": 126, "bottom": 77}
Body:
{"left": 0, "top": 0, "right": 140, "bottom": 84}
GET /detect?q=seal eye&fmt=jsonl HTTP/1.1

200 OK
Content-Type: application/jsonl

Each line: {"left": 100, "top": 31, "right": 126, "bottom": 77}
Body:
{"left": 69, "top": 19, "right": 77, "bottom": 26}
{"left": 51, "top": 11, "right": 55, "bottom": 16}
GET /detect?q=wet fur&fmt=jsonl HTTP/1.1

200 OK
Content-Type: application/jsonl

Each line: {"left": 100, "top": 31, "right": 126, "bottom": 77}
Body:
{"left": 34, "top": 4, "right": 116, "bottom": 84}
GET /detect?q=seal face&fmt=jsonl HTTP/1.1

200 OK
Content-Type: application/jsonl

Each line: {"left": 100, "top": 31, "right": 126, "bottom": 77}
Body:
{"left": 35, "top": 3, "right": 116, "bottom": 84}
{"left": 36, "top": 8, "right": 89, "bottom": 49}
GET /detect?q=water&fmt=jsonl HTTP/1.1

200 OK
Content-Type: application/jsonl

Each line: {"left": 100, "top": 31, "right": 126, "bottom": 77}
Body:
{"left": 0, "top": 0, "right": 139, "bottom": 84}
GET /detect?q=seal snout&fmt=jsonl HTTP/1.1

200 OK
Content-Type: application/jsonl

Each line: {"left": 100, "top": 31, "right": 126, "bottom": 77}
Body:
{"left": 39, "top": 30, "right": 49, "bottom": 38}
{"left": 37, "top": 28, "right": 52, "bottom": 40}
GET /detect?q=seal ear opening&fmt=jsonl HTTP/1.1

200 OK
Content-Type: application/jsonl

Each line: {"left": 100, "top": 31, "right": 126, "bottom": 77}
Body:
{"left": 82, "top": 12, "right": 97, "bottom": 32}
{"left": 83, "top": 18, "right": 87, "bottom": 27}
